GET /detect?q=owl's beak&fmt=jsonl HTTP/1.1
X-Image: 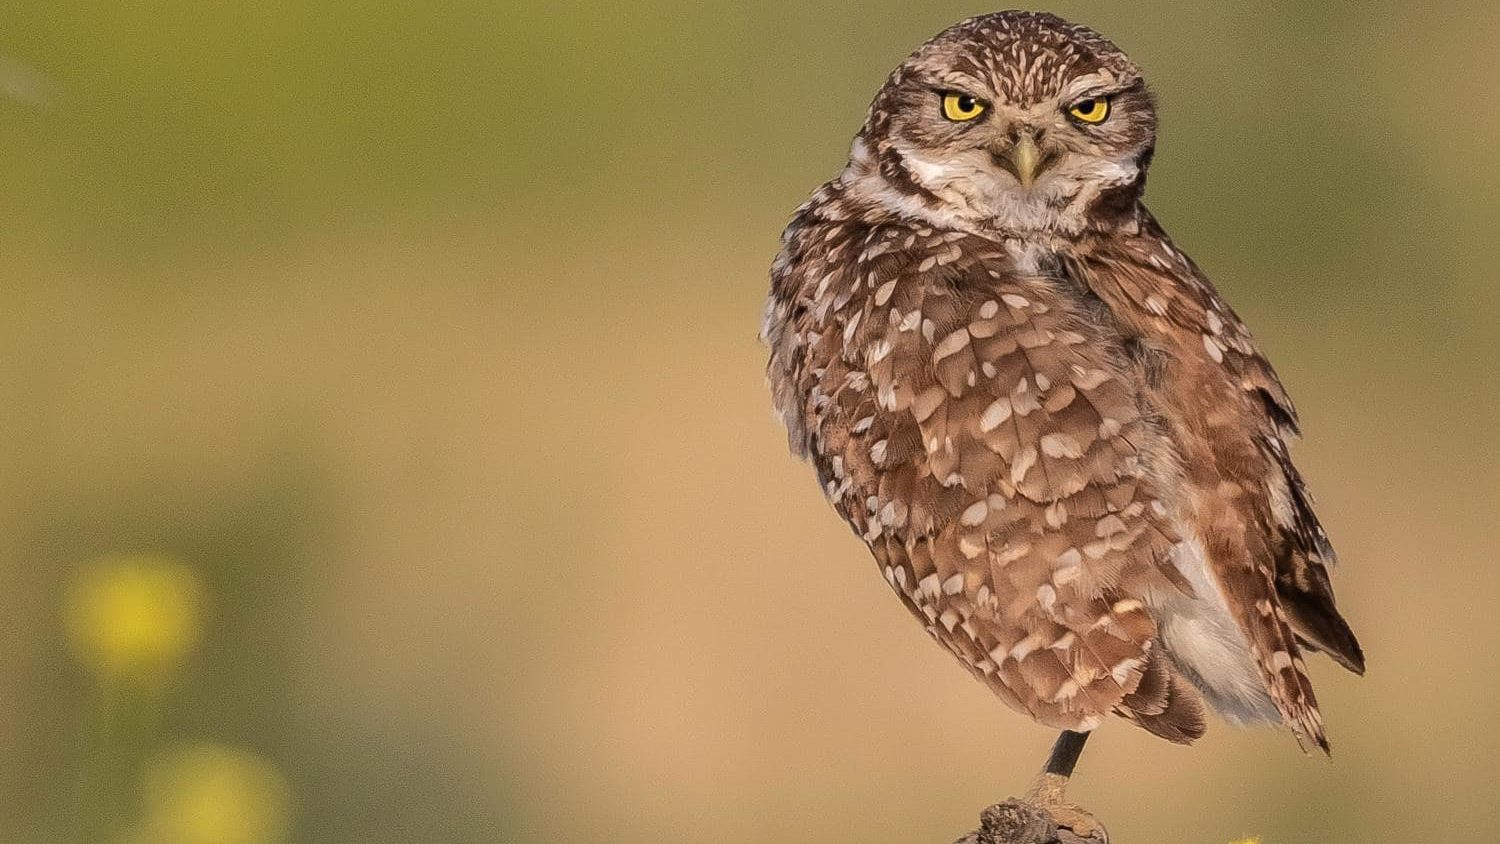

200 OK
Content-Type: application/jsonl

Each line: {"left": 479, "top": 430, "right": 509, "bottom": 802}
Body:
{"left": 996, "top": 131, "right": 1056, "bottom": 190}
{"left": 1008, "top": 134, "right": 1043, "bottom": 189}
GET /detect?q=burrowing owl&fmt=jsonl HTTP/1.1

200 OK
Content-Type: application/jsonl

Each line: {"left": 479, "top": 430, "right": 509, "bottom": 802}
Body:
{"left": 761, "top": 10, "right": 1363, "bottom": 835}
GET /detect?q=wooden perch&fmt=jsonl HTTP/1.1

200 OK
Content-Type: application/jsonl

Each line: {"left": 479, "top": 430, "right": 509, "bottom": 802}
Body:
{"left": 952, "top": 799, "right": 1107, "bottom": 844}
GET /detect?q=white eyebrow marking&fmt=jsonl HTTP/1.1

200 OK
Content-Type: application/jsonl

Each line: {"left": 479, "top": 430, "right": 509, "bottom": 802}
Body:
{"left": 1058, "top": 71, "right": 1123, "bottom": 102}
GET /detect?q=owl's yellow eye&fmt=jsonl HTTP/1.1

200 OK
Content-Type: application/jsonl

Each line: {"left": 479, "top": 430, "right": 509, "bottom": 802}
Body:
{"left": 941, "top": 92, "right": 986, "bottom": 122}
{"left": 1067, "top": 96, "right": 1111, "bottom": 124}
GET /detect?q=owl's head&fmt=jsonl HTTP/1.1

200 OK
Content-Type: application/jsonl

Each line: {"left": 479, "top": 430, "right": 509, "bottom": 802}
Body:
{"left": 845, "top": 11, "right": 1156, "bottom": 236}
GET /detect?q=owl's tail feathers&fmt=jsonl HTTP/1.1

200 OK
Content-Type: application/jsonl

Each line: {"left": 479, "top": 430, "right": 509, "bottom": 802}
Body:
{"left": 1113, "top": 651, "right": 1207, "bottom": 744}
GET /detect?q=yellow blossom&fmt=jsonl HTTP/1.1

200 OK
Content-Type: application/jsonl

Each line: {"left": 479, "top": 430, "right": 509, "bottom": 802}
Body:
{"left": 64, "top": 554, "right": 204, "bottom": 678}
{"left": 142, "top": 744, "right": 291, "bottom": 844}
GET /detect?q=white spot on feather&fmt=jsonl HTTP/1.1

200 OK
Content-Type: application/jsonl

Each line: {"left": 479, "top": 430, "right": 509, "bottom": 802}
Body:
{"left": 1203, "top": 334, "right": 1225, "bottom": 363}
{"left": 1010, "top": 447, "right": 1038, "bottom": 485}
{"left": 979, "top": 397, "right": 1013, "bottom": 432}
{"left": 960, "top": 500, "right": 989, "bottom": 526}
{"left": 1007, "top": 632, "right": 1045, "bottom": 661}
{"left": 932, "top": 329, "right": 970, "bottom": 362}
{"left": 1040, "top": 433, "right": 1082, "bottom": 458}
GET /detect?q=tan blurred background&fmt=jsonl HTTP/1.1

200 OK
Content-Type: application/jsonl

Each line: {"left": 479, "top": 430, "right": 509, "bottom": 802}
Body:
{"left": 1, "top": 2, "right": 1496, "bottom": 842}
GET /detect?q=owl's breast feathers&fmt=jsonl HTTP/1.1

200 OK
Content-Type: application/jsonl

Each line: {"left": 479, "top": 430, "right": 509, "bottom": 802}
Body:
{"left": 764, "top": 195, "right": 1361, "bottom": 749}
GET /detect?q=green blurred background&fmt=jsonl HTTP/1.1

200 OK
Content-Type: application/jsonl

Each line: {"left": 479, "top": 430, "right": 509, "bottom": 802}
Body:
{"left": 1, "top": 2, "right": 1496, "bottom": 842}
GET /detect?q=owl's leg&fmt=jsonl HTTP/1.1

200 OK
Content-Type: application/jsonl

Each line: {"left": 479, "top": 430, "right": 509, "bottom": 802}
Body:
{"left": 1023, "top": 730, "right": 1107, "bottom": 842}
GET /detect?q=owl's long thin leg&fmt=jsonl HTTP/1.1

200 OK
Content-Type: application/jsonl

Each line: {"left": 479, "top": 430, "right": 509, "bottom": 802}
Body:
{"left": 1043, "top": 728, "right": 1089, "bottom": 777}
{"left": 1023, "top": 730, "right": 1107, "bottom": 842}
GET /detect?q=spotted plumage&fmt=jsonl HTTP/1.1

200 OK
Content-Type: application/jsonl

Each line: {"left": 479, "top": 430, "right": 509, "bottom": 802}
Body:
{"left": 762, "top": 11, "right": 1362, "bottom": 762}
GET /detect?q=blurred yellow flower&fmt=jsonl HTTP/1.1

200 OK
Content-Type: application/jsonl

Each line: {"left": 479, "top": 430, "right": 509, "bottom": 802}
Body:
{"left": 142, "top": 744, "right": 291, "bottom": 844}
{"left": 1228, "top": 838, "right": 1262, "bottom": 844}
{"left": 64, "top": 554, "right": 204, "bottom": 678}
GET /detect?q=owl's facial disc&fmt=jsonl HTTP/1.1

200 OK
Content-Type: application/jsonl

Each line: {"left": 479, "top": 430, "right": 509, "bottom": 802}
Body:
{"left": 881, "top": 77, "right": 1152, "bottom": 232}
{"left": 847, "top": 13, "right": 1157, "bottom": 235}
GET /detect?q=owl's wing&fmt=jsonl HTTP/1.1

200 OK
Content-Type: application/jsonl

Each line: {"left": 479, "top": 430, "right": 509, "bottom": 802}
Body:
{"left": 1130, "top": 218, "right": 1365, "bottom": 679}
{"left": 1073, "top": 212, "right": 1363, "bottom": 750}
{"left": 774, "top": 223, "right": 1203, "bottom": 739}
{"left": 1262, "top": 432, "right": 1365, "bottom": 674}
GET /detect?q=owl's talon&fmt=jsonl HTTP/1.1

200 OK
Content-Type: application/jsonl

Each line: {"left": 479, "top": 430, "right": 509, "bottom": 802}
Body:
{"left": 1023, "top": 772, "right": 1108, "bottom": 842}
{"left": 1045, "top": 803, "right": 1107, "bottom": 843}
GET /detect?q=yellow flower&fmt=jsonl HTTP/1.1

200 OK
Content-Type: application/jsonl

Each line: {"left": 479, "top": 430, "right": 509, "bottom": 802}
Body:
{"left": 1228, "top": 838, "right": 1262, "bottom": 844}
{"left": 64, "top": 554, "right": 204, "bottom": 678}
{"left": 142, "top": 744, "right": 291, "bottom": 844}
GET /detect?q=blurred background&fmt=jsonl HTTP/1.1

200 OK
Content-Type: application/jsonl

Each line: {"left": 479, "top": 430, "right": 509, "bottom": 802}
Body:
{"left": 1, "top": 2, "right": 1495, "bottom": 842}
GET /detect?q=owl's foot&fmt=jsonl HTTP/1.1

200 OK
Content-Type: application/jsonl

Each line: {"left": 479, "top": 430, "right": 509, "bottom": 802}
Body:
{"left": 1022, "top": 772, "right": 1108, "bottom": 843}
